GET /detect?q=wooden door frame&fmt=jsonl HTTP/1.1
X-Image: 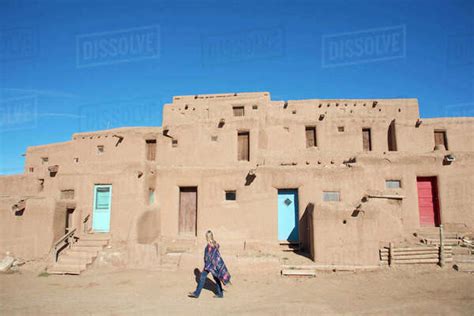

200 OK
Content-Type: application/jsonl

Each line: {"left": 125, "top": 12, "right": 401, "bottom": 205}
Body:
{"left": 178, "top": 186, "right": 198, "bottom": 236}
{"left": 416, "top": 176, "right": 441, "bottom": 227}
{"left": 92, "top": 184, "right": 113, "bottom": 233}
{"left": 277, "top": 188, "right": 300, "bottom": 242}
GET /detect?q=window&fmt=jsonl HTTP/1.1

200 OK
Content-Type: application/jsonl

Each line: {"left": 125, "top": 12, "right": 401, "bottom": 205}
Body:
{"left": 323, "top": 191, "right": 340, "bottom": 202}
{"left": 225, "top": 190, "right": 236, "bottom": 201}
{"left": 73, "top": 157, "right": 79, "bottom": 163}
{"left": 305, "top": 126, "right": 317, "bottom": 147}
{"left": 41, "top": 157, "right": 49, "bottom": 164}
{"left": 29, "top": 167, "right": 34, "bottom": 173}
{"left": 97, "top": 145, "right": 104, "bottom": 154}
{"left": 386, "top": 180, "right": 401, "bottom": 189}
{"left": 252, "top": 105, "right": 258, "bottom": 110}
{"left": 172, "top": 139, "right": 178, "bottom": 147}
{"left": 146, "top": 139, "right": 157, "bottom": 160}
{"left": 149, "top": 188, "right": 155, "bottom": 204}
{"left": 60, "top": 189, "right": 75, "bottom": 200}
{"left": 233, "top": 106, "right": 245, "bottom": 117}
{"left": 338, "top": 126, "right": 345, "bottom": 132}
{"left": 434, "top": 130, "right": 448, "bottom": 150}
{"left": 388, "top": 120, "right": 397, "bottom": 151}
{"left": 362, "top": 128, "right": 372, "bottom": 151}
{"left": 237, "top": 131, "right": 250, "bottom": 161}
{"left": 211, "top": 136, "right": 218, "bottom": 142}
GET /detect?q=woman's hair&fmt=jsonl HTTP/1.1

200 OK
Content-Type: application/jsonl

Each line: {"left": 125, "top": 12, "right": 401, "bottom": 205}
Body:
{"left": 205, "top": 230, "right": 217, "bottom": 247}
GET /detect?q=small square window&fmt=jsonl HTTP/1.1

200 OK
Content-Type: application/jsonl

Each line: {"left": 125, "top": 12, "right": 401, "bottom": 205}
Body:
{"left": 41, "top": 157, "right": 49, "bottom": 164}
{"left": 386, "top": 180, "right": 401, "bottom": 189}
{"left": 211, "top": 136, "right": 218, "bottom": 142}
{"left": 73, "top": 157, "right": 79, "bottom": 163}
{"left": 338, "top": 126, "right": 345, "bottom": 132}
{"left": 252, "top": 105, "right": 258, "bottom": 110}
{"left": 97, "top": 145, "right": 104, "bottom": 154}
{"left": 29, "top": 167, "right": 34, "bottom": 173}
{"left": 233, "top": 106, "right": 245, "bottom": 117}
{"left": 225, "top": 190, "right": 236, "bottom": 201}
{"left": 323, "top": 191, "right": 340, "bottom": 202}
{"left": 172, "top": 139, "right": 178, "bottom": 147}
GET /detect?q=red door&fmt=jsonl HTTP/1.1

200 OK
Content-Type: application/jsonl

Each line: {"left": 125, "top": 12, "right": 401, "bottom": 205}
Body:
{"left": 416, "top": 177, "right": 440, "bottom": 227}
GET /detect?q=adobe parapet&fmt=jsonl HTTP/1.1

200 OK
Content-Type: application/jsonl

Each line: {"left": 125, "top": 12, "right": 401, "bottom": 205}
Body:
{"left": 163, "top": 91, "right": 420, "bottom": 127}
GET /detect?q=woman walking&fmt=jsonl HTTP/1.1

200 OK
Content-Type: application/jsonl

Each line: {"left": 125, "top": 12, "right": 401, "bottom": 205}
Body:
{"left": 188, "top": 230, "right": 231, "bottom": 298}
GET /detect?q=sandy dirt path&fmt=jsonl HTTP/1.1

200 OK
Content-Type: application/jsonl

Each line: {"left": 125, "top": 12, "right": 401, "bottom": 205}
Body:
{"left": 1, "top": 266, "right": 473, "bottom": 315}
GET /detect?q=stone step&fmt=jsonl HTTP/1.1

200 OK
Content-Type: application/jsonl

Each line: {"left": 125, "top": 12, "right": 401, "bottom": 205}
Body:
{"left": 47, "top": 263, "right": 86, "bottom": 275}
{"left": 453, "top": 263, "right": 474, "bottom": 272}
{"left": 70, "top": 246, "right": 102, "bottom": 253}
{"left": 58, "top": 256, "right": 93, "bottom": 265}
{"left": 75, "top": 239, "right": 108, "bottom": 247}
{"left": 66, "top": 249, "right": 99, "bottom": 258}
{"left": 452, "top": 247, "right": 472, "bottom": 255}
{"left": 78, "top": 233, "right": 111, "bottom": 241}
{"left": 453, "top": 255, "right": 474, "bottom": 263}
{"left": 161, "top": 253, "right": 181, "bottom": 265}
{"left": 279, "top": 242, "right": 301, "bottom": 252}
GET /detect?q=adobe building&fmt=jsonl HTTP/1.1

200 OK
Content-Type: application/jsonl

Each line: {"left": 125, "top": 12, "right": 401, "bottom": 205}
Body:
{"left": 0, "top": 92, "right": 473, "bottom": 271}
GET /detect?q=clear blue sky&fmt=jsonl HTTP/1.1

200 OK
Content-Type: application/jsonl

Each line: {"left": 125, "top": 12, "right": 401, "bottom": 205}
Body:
{"left": 0, "top": 0, "right": 473, "bottom": 174}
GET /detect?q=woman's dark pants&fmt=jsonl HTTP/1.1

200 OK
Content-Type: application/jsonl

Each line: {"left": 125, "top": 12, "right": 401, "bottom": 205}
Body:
{"left": 193, "top": 270, "right": 223, "bottom": 297}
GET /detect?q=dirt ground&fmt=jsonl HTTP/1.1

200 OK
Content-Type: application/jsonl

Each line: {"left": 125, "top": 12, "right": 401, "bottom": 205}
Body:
{"left": 1, "top": 263, "right": 473, "bottom": 316}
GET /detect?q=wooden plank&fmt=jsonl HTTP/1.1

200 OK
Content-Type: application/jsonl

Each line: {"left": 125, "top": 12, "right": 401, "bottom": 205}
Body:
{"left": 393, "top": 255, "right": 451, "bottom": 260}
{"left": 281, "top": 269, "right": 316, "bottom": 276}
{"left": 281, "top": 265, "right": 380, "bottom": 271}
{"left": 392, "top": 259, "right": 439, "bottom": 264}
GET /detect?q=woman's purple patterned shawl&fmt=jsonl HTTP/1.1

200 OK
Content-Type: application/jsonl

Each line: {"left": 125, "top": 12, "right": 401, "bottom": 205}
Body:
{"left": 204, "top": 244, "right": 231, "bottom": 285}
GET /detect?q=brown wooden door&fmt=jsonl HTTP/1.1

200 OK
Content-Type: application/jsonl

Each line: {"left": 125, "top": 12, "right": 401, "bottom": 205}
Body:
{"left": 362, "top": 128, "right": 372, "bottom": 151}
{"left": 179, "top": 187, "right": 197, "bottom": 235}
{"left": 238, "top": 131, "right": 250, "bottom": 161}
{"left": 146, "top": 140, "right": 156, "bottom": 161}
{"left": 305, "top": 126, "right": 316, "bottom": 147}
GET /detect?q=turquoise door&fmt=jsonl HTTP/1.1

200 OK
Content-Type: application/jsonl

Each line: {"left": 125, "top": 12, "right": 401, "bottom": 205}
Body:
{"left": 278, "top": 189, "right": 299, "bottom": 241}
{"left": 92, "top": 185, "right": 112, "bottom": 232}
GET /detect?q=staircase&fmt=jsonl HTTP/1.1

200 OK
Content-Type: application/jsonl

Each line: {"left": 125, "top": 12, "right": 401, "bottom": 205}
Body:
{"left": 47, "top": 233, "right": 110, "bottom": 275}
{"left": 414, "top": 228, "right": 461, "bottom": 247}
{"left": 158, "top": 237, "right": 197, "bottom": 271}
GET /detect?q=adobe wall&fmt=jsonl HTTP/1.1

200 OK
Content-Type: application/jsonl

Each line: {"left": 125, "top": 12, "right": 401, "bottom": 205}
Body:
{"left": 1, "top": 91, "right": 473, "bottom": 266}
{"left": 0, "top": 175, "right": 55, "bottom": 260}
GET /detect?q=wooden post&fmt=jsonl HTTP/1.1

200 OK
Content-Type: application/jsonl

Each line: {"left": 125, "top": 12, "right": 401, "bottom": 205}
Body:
{"left": 389, "top": 242, "right": 393, "bottom": 267}
{"left": 439, "top": 224, "right": 445, "bottom": 267}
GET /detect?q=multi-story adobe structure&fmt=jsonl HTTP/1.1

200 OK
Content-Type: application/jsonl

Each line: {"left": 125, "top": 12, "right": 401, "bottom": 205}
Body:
{"left": 1, "top": 92, "right": 473, "bottom": 272}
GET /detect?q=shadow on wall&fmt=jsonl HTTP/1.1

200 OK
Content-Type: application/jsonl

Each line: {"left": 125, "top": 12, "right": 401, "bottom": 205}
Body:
{"left": 136, "top": 210, "right": 160, "bottom": 244}
{"left": 299, "top": 203, "right": 315, "bottom": 260}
